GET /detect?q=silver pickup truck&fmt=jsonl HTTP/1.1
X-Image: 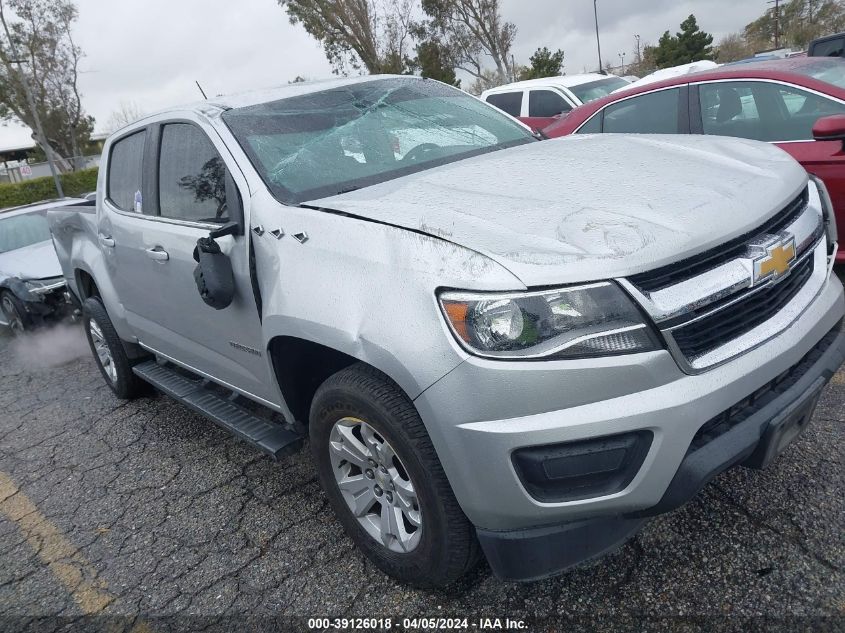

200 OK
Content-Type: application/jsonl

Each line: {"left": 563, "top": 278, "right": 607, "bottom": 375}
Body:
{"left": 48, "top": 75, "right": 845, "bottom": 587}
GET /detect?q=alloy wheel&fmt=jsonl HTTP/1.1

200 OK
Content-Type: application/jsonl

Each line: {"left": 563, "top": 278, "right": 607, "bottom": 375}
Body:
{"left": 329, "top": 417, "right": 422, "bottom": 553}
{"left": 89, "top": 320, "right": 117, "bottom": 384}
{"left": 1, "top": 295, "right": 24, "bottom": 335}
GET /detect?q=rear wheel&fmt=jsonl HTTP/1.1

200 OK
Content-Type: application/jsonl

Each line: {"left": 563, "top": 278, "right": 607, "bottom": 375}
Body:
{"left": 310, "top": 363, "right": 480, "bottom": 588}
{"left": 82, "top": 297, "right": 146, "bottom": 399}
{"left": 1, "top": 291, "right": 30, "bottom": 336}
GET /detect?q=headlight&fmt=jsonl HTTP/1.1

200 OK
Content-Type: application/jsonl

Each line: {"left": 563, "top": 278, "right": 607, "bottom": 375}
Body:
{"left": 809, "top": 175, "right": 837, "bottom": 245}
{"left": 24, "top": 277, "right": 65, "bottom": 296}
{"left": 439, "top": 282, "right": 660, "bottom": 359}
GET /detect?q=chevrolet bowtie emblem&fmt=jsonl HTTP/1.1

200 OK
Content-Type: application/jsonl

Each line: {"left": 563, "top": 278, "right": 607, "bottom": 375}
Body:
{"left": 752, "top": 235, "right": 796, "bottom": 285}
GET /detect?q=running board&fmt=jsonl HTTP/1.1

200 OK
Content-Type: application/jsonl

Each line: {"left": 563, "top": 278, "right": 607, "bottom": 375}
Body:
{"left": 132, "top": 360, "right": 303, "bottom": 460}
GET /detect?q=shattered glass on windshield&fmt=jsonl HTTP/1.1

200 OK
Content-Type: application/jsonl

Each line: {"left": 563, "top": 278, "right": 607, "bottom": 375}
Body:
{"left": 222, "top": 78, "right": 535, "bottom": 204}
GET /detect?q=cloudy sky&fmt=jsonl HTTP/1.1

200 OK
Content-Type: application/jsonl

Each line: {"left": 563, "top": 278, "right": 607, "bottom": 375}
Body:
{"left": 0, "top": 0, "right": 767, "bottom": 150}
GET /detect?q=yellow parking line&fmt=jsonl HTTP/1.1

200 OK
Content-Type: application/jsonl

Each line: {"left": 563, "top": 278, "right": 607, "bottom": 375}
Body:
{"left": 0, "top": 470, "right": 153, "bottom": 631}
{"left": 831, "top": 370, "right": 845, "bottom": 386}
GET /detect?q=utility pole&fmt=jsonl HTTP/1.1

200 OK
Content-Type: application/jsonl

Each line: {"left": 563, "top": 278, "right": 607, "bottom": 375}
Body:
{"left": 0, "top": 3, "right": 63, "bottom": 198}
{"left": 635, "top": 34, "right": 642, "bottom": 64}
{"left": 767, "top": 0, "right": 781, "bottom": 48}
{"left": 593, "top": 0, "right": 603, "bottom": 73}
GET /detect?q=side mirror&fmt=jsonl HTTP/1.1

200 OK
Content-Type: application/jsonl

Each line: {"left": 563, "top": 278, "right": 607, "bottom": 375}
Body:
{"left": 193, "top": 237, "right": 235, "bottom": 310}
{"left": 812, "top": 114, "right": 845, "bottom": 142}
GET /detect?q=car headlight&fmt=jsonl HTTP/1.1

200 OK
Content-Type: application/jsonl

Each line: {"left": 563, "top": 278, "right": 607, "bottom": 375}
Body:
{"left": 809, "top": 174, "right": 837, "bottom": 246}
{"left": 439, "top": 282, "right": 660, "bottom": 359}
{"left": 24, "top": 277, "right": 65, "bottom": 296}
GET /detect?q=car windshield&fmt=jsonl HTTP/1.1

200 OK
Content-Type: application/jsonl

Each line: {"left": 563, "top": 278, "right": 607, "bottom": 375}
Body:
{"left": 569, "top": 77, "right": 631, "bottom": 103}
{"left": 222, "top": 77, "right": 535, "bottom": 204}
{"left": 794, "top": 59, "right": 845, "bottom": 90}
{"left": 0, "top": 211, "right": 51, "bottom": 254}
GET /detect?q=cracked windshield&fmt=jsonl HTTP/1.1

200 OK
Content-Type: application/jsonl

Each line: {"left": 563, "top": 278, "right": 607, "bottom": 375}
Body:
{"left": 222, "top": 78, "right": 535, "bottom": 203}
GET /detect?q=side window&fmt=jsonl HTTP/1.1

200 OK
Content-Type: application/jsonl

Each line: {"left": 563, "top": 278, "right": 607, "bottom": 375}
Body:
{"left": 158, "top": 123, "right": 229, "bottom": 223}
{"left": 699, "top": 81, "right": 845, "bottom": 142}
{"left": 603, "top": 89, "right": 681, "bottom": 134}
{"left": 485, "top": 92, "right": 523, "bottom": 117}
{"left": 528, "top": 90, "right": 571, "bottom": 117}
{"left": 576, "top": 112, "right": 603, "bottom": 134}
{"left": 107, "top": 131, "right": 145, "bottom": 213}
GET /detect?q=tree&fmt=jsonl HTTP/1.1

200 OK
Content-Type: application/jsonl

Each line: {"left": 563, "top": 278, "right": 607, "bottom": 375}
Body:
{"left": 278, "top": 0, "right": 415, "bottom": 74}
{"left": 745, "top": 0, "right": 845, "bottom": 50}
{"left": 715, "top": 32, "right": 753, "bottom": 63}
{"left": 626, "top": 41, "right": 657, "bottom": 77}
{"left": 415, "top": 39, "right": 460, "bottom": 86}
{"left": 653, "top": 14, "right": 714, "bottom": 68}
{"left": 419, "top": 0, "right": 517, "bottom": 84}
{"left": 519, "top": 47, "right": 563, "bottom": 80}
{"left": 0, "top": 0, "right": 93, "bottom": 171}
{"left": 105, "top": 102, "right": 144, "bottom": 134}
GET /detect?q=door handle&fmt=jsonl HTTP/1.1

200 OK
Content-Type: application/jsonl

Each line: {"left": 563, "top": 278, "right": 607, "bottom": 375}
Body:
{"left": 145, "top": 247, "right": 169, "bottom": 261}
{"left": 98, "top": 234, "right": 115, "bottom": 248}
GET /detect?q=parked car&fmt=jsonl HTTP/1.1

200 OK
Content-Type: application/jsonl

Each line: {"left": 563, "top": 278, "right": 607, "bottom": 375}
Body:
{"left": 0, "top": 199, "right": 88, "bottom": 334}
{"left": 544, "top": 58, "right": 845, "bottom": 261}
{"left": 49, "top": 75, "right": 844, "bottom": 587}
{"left": 481, "top": 74, "right": 630, "bottom": 130}
{"left": 808, "top": 32, "right": 845, "bottom": 58}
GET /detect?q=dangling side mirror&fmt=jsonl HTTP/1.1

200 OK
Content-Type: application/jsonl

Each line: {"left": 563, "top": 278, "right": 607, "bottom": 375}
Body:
{"left": 193, "top": 236, "right": 235, "bottom": 309}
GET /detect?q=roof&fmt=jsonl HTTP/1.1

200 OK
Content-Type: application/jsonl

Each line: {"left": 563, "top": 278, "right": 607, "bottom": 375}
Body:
{"left": 481, "top": 74, "right": 618, "bottom": 94}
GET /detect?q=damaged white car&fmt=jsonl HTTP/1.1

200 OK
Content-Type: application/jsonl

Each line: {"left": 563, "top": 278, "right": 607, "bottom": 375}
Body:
{"left": 0, "top": 200, "right": 84, "bottom": 334}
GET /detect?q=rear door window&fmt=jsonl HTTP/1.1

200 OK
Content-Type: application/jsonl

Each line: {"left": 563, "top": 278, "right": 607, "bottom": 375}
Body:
{"left": 698, "top": 81, "right": 845, "bottom": 142}
{"left": 107, "top": 131, "right": 146, "bottom": 213}
{"left": 603, "top": 88, "right": 682, "bottom": 134}
{"left": 158, "top": 123, "right": 230, "bottom": 223}
{"left": 485, "top": 91, "right": 523, "bottom": 117}
{"left": 528, "top": 90, "right": 572, "bottom": 117}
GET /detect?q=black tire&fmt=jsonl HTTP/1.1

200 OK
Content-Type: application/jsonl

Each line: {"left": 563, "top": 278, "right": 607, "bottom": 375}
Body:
{"left": 310, "top": 363, "right": 480, "bottom": 588}
{"left": 82, "top": 297, "right": 146, "bottom": 399}
{"left": 1, "top": 290, "right": 32, "bottom": 336}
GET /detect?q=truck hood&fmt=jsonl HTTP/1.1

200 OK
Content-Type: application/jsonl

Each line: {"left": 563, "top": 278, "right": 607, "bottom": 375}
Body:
{"left": 0, "top": 240, "right": 62, "bottom": 283}
{"left": 308, "top": 134, "right": 807, "bottom": 286}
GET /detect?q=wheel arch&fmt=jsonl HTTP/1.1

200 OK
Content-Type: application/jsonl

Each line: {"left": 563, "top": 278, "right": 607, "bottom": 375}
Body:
{"left": 267, "top": 334, "right": 424, "bottom": 426}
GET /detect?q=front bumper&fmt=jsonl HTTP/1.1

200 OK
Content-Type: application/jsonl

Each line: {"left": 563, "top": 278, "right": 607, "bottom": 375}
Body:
{"left": 474, "top": 325, "right": 845, "bottom": 581}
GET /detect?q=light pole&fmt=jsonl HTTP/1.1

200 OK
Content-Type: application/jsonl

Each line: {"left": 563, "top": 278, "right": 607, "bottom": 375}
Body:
{"left": 0, "top": 3, "right": 63, "bottom": 197}
{"left": 635, "top": 34, "right": 641, "bottom": 64}
{"left": 618, "top": 52, "right": 626, "bottom": 74}
{"left": 594, "top": 0, "right": 603, "bottom": 73}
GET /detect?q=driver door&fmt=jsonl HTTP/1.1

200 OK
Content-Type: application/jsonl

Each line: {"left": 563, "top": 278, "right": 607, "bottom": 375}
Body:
{"left": 105, "top": 118, "right": 278, "bottom": 406}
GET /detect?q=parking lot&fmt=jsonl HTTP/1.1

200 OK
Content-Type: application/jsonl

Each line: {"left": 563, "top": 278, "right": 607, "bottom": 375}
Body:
{"left": 0, "top": 321, "right": 842, "bottom": 633}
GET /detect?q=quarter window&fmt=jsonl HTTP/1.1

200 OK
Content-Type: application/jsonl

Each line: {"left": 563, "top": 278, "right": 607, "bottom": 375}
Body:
{"left": 698, "top": 81, "right": 845, "bottom": 142}
{"left": 603, "top": 89, "right": 681, "bottom": 134}
{"left": 107, "top": 131, "right": 145, "bottom": 213}
{"left": 528, "top": 90, "right": 571, "bottom": 117}
{"left": 158, "top": 123, "right": 230, "bottom": 223}
{"left": 485, "top": 91, "right": 523, "bottom": 117}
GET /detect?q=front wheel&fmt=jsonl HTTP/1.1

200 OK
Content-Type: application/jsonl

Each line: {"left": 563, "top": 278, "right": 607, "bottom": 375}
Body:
{"left": 1, "top": 291, "right": 31, "bottom": 336}
{"left": 82, "top": 297, "right": 146, "bottom": 399}
{"left": 310, "top": 363, "right": 479, "bottom": 588}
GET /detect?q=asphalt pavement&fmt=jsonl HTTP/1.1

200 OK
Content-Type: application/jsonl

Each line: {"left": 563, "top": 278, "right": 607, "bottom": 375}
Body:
{"left": 0, "top": 321, "right": 842, "bottom": 633}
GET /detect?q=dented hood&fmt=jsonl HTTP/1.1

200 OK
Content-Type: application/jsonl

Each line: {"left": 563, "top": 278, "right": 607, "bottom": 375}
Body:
{"left": 308, "top": 134, "right": 807, "bottom": 286}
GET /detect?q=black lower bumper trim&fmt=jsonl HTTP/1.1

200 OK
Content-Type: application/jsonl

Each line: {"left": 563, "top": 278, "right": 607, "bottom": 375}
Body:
{"left": 476, "top": 516, "right": 644, "bottom": 583}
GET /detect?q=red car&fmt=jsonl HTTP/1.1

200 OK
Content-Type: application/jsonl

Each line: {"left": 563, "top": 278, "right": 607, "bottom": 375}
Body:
{"left": 544, "top": 58, "right": 845, "bottom": 260}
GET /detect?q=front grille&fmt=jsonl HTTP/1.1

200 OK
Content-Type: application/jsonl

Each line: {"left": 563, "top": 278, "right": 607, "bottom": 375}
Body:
{"left": 631, "top": 187, "right": 809, "bottom": 292}
{"left": 688, "top": 324, "right": 840, "bottom": 453}
{"left": 671, "top": 253, "right": 814, "bottom": 360}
